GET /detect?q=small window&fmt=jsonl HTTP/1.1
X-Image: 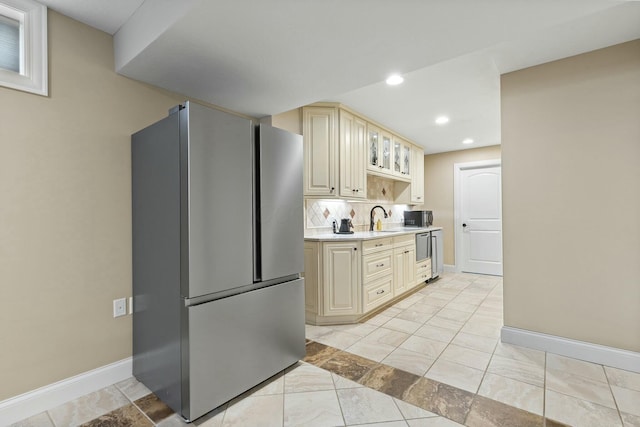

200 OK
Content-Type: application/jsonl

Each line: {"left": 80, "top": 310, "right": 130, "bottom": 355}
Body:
{"left": 0, "top": 0, "right": 47, "bottom": 96}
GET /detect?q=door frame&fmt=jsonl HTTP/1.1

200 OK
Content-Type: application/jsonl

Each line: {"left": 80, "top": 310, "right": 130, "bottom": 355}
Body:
{"left": 453, "top": 159, "right": 502, "bottom": 273}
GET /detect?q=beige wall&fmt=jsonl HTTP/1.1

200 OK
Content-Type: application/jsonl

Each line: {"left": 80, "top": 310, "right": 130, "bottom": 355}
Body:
{"left": 502, "top": 40, "right": 640, "bottom": 352}
{"left": 422, "top": 145, "right": 501, "bottom": 266}
{"left": 0, "top": 12, "right": 189, "bottom": 400}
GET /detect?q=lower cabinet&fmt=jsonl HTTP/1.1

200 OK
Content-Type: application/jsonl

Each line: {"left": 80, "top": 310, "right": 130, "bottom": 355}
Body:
{"left": 304, "top": 234, "right": 425, "bottom": 325}
{"left": 416, "top": 258, "right": 432, "bottom": 285}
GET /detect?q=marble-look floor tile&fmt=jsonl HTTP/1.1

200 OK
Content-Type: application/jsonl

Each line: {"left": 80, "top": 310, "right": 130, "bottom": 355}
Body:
{"left": 359, "top": 365, "right": 420, "bottom": 399}
{"left": 402, "top": 377, "right": 474, "bottom": 424}
{"left": 330, "top": 322, "right": 378, "bottom": 337}
{"left": 450, "top": 332, "right": 497, "bottom": 354}
{"left": 438, "top": 344, "right": 492, "bottom": 371}
{"left": 382, "top": 306, "right": 404, "bottom": 317}
{"left": 464, "top": 394, "right": 543, "bottom": 427}
{"left": 48, "top": 385, "right": 130, "bottom": 427}
{"left": 366, "top": 313, "right": 394, "bottom": 326}
{"left": 406, "top": 417, "right": 464, "bottom": 426}
{"left": 332, "top": 373, "right": 364, "bottom": 389}
{"left": 478, "top": 372, "right": 543, "bottom": 415}
{"left": 444, "top": 302, "right": 478, "bottom": 313}
{"left": 251, "top": 371, "right": 284, "bottom": 396}
{"left": 546, "top": 353, "right": 607, "bottom": 383}
{"left": 336, "top": 386, "right": 403, "bottom": 425}
{"left": 284, "top": 362, "right": 335, "bottom": 392}
{"left": 190, "top": 405, "right": 226, "bottom": 427}
{"left": 314, "top": 329, "right": 362, "bottom": 350}
{"left": 320, "top": 351, "right": 378, "bottom": 382}
{"left": 383, "top": 348, "right": 435, "bottom": 377}
{"left": 611, "top": 385, "right": 640, "bottom": 417}
{"left": 546, "top": 368, "right": 617, "bottom": 409}
{"left": 305, "top": 324, "right": 331, "bottom": 340}
{"left": 458, "top": 321, "right": 501, "bottom": 338}
{"left": 9, "top": 412, "right": 54, "bottom": 427}
{"left": 115, "top": 377, "right": 153, "bottom": 401}
{"left": 134, "top": 393, "right": 174, "bottom": 423}
{"left": 347, "top": 339, "right": 397, "bottom": 362}
{"left": 420, "top": 297, "right": 451, "bottom": 308}
{"left": 414, "top": 324, "right": 457, "bottom": 343}
{"left": 435, "top": 308, "right": 471, "bottom": 322}
{"left": 451, "top": 294, "right": 484, "bottom": 305}
{"left": 396, "top": 309, "right": 434, "bottom": 324}
{"left": 543, "top": 419, "right": 572, "bottom": 427}
{"left": 222, "top": 394, "right": 283, "bottom": 427}
{"left": 424, "top": 316, "right": 464, "bottom": 332}
{"left": 487, "top": 354, "right": 544, "bottom": 388}
{"left": 80, "top": 404, "right": 152, "bottom": 427}
{"left": 362, "top": 327, "right": 410, "bottom": 347}
{"left": 409, "top": 303, "right": 442, "bottom": 316}
{"left": 493, "top": 342, "right": 545, "bottom": 365}
{"left": 348, "top": 421, "right": 408, "bottom": 427}
{"left": 384, "top": 318, "right": 423, "bottom": 334}
{"left": 393, "top": 398, "right": 438, "bottom": 419}
{"left": 284, "top": 390, "right": 344, "bottom": 427}
{"left": 424, "top": 359, "right": 484, "bottom": 393}
{"left": 304, "top": 341, "right": 340, "bottom": 365}
{"left": 606, "top": 366, "right": 640, "bottom": 391}
{"left": 400, "top": 336, "right": 448, "bottom": 359}
{"left": 622, "top": 412, "right": 640, "bottom": 427}
{"left": 545, "top": 389, "right": 623, "bottom": 427}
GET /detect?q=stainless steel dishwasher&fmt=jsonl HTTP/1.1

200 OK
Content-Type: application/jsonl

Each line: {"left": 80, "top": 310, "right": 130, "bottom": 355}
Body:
{"left": 416, "top": 232, "right": 431, "bottom": 263}
{"left": 430, "top": 229, "right": 443, "bottom": 279}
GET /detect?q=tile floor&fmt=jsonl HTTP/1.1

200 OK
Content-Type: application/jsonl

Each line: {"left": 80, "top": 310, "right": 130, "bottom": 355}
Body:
{"left": 11, "top": 273, "right": 640, "bottom": 427}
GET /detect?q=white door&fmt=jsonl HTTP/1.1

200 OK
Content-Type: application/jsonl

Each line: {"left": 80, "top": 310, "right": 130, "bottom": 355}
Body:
{"left": 459, "top": 165, "right": 503, "bottom": 275}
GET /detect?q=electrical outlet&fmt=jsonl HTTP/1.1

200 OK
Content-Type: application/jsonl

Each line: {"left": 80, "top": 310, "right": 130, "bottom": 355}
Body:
{"left": 113, "top": 298, "right": 127, "bottom": 318}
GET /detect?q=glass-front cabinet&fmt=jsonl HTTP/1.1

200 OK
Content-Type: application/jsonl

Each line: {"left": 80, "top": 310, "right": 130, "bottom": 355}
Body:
{"left": 393, "top": 137, "right": 411, "bottom": 179}
{"left": 367, "top": 124, "right": 392, "bottom": 174}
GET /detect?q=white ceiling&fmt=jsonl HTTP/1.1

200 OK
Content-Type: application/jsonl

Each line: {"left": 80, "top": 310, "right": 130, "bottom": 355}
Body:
{"left": 40, "top": 0, "right": 640, "bottom": 154}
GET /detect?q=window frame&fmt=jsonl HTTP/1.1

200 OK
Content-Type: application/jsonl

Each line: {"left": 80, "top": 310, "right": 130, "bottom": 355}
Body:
{"left": 0, "top": 0, "right": 47, "bottom": 96}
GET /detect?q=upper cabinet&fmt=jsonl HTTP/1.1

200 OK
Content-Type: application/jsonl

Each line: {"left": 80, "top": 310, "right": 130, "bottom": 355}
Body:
{"left": 367, "top": 124, "right": 393, "bottom": 176}
{"left": 393, "top": 136, "right": 412, "bottom": 181}
{"left": 339, "top": 110, "right": 367, "bottom": 199}
{"left": 303, "top": 103, "right": 424, "bottom": 204}
{"left": 303, "top": 106, "right": 338, "bottom": 197}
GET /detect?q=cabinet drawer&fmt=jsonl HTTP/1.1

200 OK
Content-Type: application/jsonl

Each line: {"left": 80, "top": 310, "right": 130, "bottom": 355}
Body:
{"left": 416, "top": 258, "right": 431, "bottom": 272}
{"left": 416, "top": 268, "right": 432, "bottom": 283}
{"left": 362, "top": 250, "right": 393, "bottom": 283}
{"left": 363, "top": 276, "right": 393, "bottom": 313}
{"left": 392, "top": 234, "right": 414, "bottom": 246}
{"left": 363, "top": 237, "right": 392, "bottom": 254}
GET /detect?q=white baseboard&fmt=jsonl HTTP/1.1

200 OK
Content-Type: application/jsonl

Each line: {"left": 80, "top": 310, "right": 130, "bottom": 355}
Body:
{"left": 443, "top": 264, "right": 456, "bottom": 273}
{"left": 501, "top": 326, "right": 640, "bottom": 373}
{"left": 0, "top": 357, "right": 132, "bottom": 426}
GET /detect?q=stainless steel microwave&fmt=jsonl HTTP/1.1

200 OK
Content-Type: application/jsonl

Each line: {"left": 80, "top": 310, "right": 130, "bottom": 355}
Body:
{"left": 404, "top": 210, "right": 433, "bottom": 227}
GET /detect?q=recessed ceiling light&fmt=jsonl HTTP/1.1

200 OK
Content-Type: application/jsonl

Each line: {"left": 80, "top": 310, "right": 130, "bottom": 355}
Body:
{"left": 462, "top": 138, "right": 474, "bottom": 145}
{"left": 386, "top": 74, "right": 404, "bottom": 85}
{"left": 435, "top": 116, "right": 449, "bottom": 125}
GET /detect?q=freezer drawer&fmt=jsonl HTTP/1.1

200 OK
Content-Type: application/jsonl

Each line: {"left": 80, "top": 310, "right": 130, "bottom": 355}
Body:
{"left": 184, "top": 278, "right": 305, "bottom": 421}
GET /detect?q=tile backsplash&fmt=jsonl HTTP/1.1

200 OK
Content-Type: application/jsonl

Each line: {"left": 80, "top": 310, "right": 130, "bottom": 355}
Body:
{"left": 305, "top": 175, "right": 412, "bottom": 232}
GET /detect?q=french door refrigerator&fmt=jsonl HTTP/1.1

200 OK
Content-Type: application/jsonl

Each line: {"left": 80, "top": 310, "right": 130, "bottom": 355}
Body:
{"left": 131, "top": 101, "right": 305, "bottom": 421}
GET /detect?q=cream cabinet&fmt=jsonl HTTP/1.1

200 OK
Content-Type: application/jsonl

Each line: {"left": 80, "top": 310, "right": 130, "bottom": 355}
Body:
{"left": 322, "top": 241, "right": 361, "bottom": 316}
{"left": 367, "top": 124, "right": 393, "bottom": 175}
{"left": 392, "top": 235, "right": 416, "bottom": 296}
{"left": 411, "top": 145, "right": 425, "bottom": 204}
{"left": 416, "top": 258, "right": 432, "bottom": 285}
{"left": 339, "top": 110, "right": 367, "bottom": 199}
{"left": 393, "top": 136, "right": 412, "bottom": 181}
{"left": 362, "top": 237, "right": 394, "bottom": 312}
{"left": 303, "top": 106, "right": 338, "bottom": 197}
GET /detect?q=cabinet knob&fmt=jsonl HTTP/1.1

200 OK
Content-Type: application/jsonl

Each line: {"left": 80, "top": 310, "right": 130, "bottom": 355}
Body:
{"left": 354, "top": 247, "right": 357, "bottom": 251}
{"left": 331, "top": 187, "right": 335, "bottom": 192}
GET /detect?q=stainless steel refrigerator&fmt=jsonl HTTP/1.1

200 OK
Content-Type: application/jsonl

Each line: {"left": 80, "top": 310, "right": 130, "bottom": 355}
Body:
{"left": 131, "top": 101, "right": 305, "bottom": 421}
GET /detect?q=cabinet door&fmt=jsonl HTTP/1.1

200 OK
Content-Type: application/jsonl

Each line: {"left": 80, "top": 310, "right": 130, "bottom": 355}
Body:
{"left": 323, "top": 242, "right": 360, "bottom": 316}
{"left": 411, "top": 145, "right": 425, "bottom": 204}
{"left": 303, "top": 107, "right": 337, "bottom": 197}
{"left": 404, "top": 246, "right": 417, "bottom": 289}
{"left": 380, "top": 131, "right": 393, "bottom": 174}
{"left": 303, "top": 242, "right": 319, "bottom": 314}
{"left": 393, "top": 248, "right": 407, "bottom": 296}
{"left": 339, "top": 110, "right": 366, "bottom": 199}
{"left": 367, "top": 124, "right": 380, "bottom": 171}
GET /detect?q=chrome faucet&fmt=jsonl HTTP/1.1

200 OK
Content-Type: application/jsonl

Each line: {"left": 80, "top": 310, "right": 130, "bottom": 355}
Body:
{"left": 370, "top": 205, "right": 388, "bottom": 231}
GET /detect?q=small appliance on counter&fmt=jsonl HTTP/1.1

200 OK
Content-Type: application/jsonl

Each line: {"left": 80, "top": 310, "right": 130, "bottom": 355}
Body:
{"left": 404, "top": 210, "right": 433, "bottom": 227}
{"left": 333, "top": 218, "right": 354, "bottom": 234}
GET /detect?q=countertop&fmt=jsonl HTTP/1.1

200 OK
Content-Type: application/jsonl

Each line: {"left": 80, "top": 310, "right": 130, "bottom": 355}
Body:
{"left": 304, "top": 226, "right": 442, "bottom": 241}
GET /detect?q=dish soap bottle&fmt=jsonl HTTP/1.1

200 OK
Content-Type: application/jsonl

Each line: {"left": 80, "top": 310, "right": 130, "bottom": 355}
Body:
{"left": 376, "top": 219, "right": 383, "bottom": 231}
